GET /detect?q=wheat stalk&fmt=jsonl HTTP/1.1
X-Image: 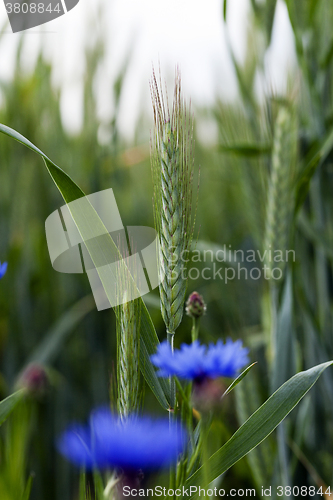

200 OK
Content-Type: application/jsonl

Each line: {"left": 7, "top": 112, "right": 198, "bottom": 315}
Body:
{"left": 264, "top": 103, "right": 297, "bottom": 367}
{"left": 150, "top": 69, "right": 196, "bottom": 339}
{"left": 115, "top": 251, "right": 141, "bottom": 420}
{"left": 264, "top": 104, "right": 297, "bottom": 278}
{"left": 116, "top": 298, "right": 140, "bottom": 420}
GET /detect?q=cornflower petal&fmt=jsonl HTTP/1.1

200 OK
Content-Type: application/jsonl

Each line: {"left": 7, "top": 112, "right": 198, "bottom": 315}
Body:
{"left": 151, "top": 339, "right": 249, "bottom": 381}
{"left": 0, "top": 262, "right": 8, "bottom": 280}
{"left": 57, "top": 425, "right": 93, "bottom": 469}
{"left": 58, "top": 409, "right": 186, "bottom": 472}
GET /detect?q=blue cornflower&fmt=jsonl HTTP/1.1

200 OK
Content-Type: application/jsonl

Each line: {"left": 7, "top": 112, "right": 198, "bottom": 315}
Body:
{"left": 57, "top": 409, "right": 186, "bottom": 472}
{"left": 151, "top": 339, "right": 249, "bottom": 382}
{"left": 0, "top": 262, "right": 7, "bottom": 280}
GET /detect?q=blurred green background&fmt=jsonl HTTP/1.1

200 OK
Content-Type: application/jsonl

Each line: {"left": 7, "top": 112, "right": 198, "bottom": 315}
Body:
{"left": 1, "top": 0, "right": 333, "bottom": 498}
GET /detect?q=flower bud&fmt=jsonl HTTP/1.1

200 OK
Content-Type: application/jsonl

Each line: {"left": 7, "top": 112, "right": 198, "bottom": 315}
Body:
{"left": 17, "top": 364, "right": 49, "bottom": 397}
{"left": 185, "top": 292, "right": 206, "bottom": 319}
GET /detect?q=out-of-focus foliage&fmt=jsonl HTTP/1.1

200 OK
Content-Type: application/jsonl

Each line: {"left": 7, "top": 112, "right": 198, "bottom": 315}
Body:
{"left": 0, "top": 0, "right": 333, "bottom": 498}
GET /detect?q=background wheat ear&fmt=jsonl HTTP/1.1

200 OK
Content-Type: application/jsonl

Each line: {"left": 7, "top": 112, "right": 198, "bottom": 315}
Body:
{"left": 264, "top": 102, "right": 298, "bottom": 280}
{"left": 116, "top": 297, "right": 141, "bottom": 420}
{"left": 263, "top": 101, "right": 298, "bottom": 367}
{"left": 150, "top": 69, "right": 197, "bottom": 340}
{"left": 115, "top": 251, "right": 142, "bottom": 420}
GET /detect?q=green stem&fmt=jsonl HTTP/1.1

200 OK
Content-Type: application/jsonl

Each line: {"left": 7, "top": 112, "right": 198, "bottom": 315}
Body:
{"left": 167, "top": 330, "right": 176, "bottom": 412}
{"left": 186, "top": 382, "right": 194, "bottom": 449}
{"left": 269, "top": 281, "right": 278, "bottom": 365}
{"left": 175, "top": 377, "right": 195, "bottom": 452}
{"left": 187, "top": 424, "right": 203, "bottom": 475}
{"left": 201, "top": 416, "right": 211, "bottom": 496}
{"left": 191, "top": 317, "right": 200, "bottom": 342}
{"left": 167, "top": 330, "right": 176, "bottom": 497}
{"left": 174, "top": 377, "right": 190, "bottom": 406}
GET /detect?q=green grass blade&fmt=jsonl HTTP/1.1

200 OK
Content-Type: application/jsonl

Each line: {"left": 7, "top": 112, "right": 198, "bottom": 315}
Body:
{"left": 295, "top": 128, "right": 333, "bottom": 213}
{"left": 0, "top": 390, "right": 25, "bottom": 426}
{"left": 271, "top": 272, "right": 296, "bottom": 392}
{"left": 264, "top": 0, "right": 277, "bottom": 44}
{"left": 223, "top": 0, "right": 227, "bottom": 20}
{"left": 79, "top": 472, "right": 92, "bottom": 500}
{"left": 186, "top": 361, "right": 333, "bottom": 494}
{"left": 297, "top": 210, "right": 333, "bottom": 259}
{"left": 143, "top": 294, "right": 160, "bottom": 309}
{"left": 21, "top": 475, "right": 34, "bottom": 500}
{"left": 222, "top": 363, "right": 257, "bottom": 397}
{"left": 93, "top": 471, "right": 105, "bottom": 500}
{"left": 139, "top": 303, "right": 170, "bottom": 407}
{"left": 0, "top": 123, "right": 84, "bottom": 202}
{"left": 0, "top": 124, "right": 170, "bottom": 410}
{"left": 235, "top": 370, "right": 274, "bottom": 489}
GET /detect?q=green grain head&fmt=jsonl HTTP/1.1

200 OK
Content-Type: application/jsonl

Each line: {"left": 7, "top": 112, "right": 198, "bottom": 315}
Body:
{"left": 264, "top": 103, "right": 298, "bottom": 280}
{"left": 150, "top": 69, "right": 196, "bottom": 335}
{"left": 115, "top": 252, "right": 141, "bottom": 420}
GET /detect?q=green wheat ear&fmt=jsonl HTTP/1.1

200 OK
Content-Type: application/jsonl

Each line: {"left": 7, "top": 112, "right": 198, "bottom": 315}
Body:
{"left": 116, "top": 297, "right": 141, "bottom": 420}
{"left": 115, "top": 251, "right": 141, "bottom": 420}
{"left": 264, "top": 103, "right": 297, "bottom": 279}
{"left": 150, "top": 69, "right": 197, "bottom": 337}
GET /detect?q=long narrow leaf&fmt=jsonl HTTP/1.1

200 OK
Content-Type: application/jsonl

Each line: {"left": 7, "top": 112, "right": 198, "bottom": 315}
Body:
{"left": 21, "top": 475, "right": 34, "bottom": 500}
{"left": 186, "top": 361, "right": 333, "bottom": 494}
{"left": 0, "top": 124, "right": 170, "bottom": 410}
{"left": 223, "top": 363, "right": 256, "bottom": 397}
{"left": 0, "top": 389, "right": 25, "bottom": 426}
{"left": 295, "top": 128, "right": 333, "bottom": 213}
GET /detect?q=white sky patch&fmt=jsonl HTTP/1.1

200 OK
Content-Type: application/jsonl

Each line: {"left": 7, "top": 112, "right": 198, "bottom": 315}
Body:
{"left": 0, "top": 0, "right": 296, "bottom": 140}
{"left": 264, "top": 0, "right": 297, "bottom": 94}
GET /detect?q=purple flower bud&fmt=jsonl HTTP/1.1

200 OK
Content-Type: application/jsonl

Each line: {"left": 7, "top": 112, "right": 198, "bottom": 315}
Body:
{"left": 185, "top": 291, "right": 206, "bottom": 319}
{"left": 17, "top": 364, "right": 49, "bottom": 397}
